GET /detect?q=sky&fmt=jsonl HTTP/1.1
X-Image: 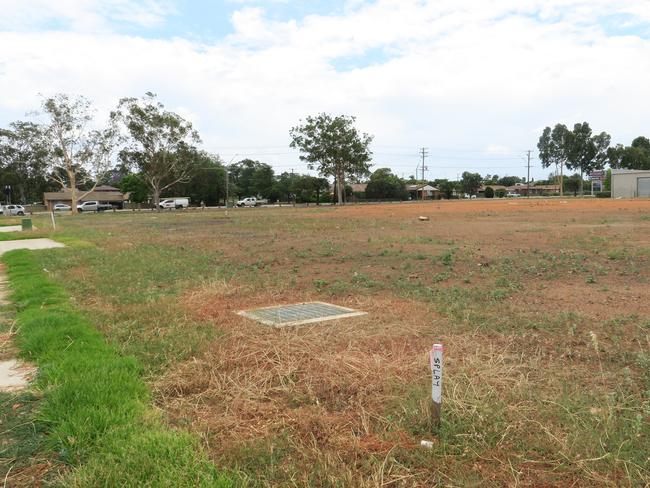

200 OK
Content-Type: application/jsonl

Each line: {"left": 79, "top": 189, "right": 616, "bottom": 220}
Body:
{"left": 1, "top": 0, "right": 650, "bottom": 181}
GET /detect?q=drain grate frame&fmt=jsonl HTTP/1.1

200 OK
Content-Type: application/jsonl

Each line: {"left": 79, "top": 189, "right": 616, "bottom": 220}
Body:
{"left": 237, "top": 301, "right": 366, "bottom": 327}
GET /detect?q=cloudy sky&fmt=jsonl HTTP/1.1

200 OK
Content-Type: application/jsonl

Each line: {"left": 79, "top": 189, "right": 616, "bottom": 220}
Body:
{"left": 1, "top": 0, "right": 649, "bottom": 180}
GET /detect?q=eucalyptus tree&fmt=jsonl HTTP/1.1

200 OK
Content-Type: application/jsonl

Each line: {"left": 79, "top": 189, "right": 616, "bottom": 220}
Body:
{"left": 40, "top": 94, "right": 117, "bottom": 212}
{"left": 537, "top": 124, "right": 570, "bottom": 196}
{"left": 565, "top": 122, "right": 610, "bottom": 195}
{"left": 112, "top": 93, "right": 201, "bottom": 208}
{"left": 290, "top": 113, "right": 373, "bottom": 205}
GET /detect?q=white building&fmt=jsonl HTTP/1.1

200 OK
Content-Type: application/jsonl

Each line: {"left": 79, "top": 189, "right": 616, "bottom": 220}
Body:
{"left": 611, "top": 169, "right": 650, "bottom": 198}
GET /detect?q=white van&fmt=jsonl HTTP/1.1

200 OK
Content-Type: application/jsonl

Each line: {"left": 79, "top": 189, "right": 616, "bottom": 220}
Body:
{"left": 159, "top": 198, "right": 189, "bottom": 209}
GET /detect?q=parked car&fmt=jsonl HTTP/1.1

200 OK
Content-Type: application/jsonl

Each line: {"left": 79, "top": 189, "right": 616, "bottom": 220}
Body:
{"left": 53, "top": 203, "right": 71, "bottom": 211}
{"left": 235, "top": 197, "right": 268, "bottom": 207}
{"left": 159, "top": 198, "right": 189, "bottom": 209}
{"left": 1, "top": 204, "right": 26, "bottom": 216}
{"left": 77, "top": 201, "right": 112, "bottom": 212}
{"left": 506, "top": 192, "right": 520, "bottom": 198}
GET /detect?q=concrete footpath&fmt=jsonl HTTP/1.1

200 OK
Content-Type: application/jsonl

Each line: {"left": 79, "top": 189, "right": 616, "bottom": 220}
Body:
{"left": 0, "top": 238, "right": 64, "bottom": 390}
{"left": 0, "top": 226, "right": 23, "bottom": 233}
{"left": 0, "top": 238, "right": 64, "bottom": 255}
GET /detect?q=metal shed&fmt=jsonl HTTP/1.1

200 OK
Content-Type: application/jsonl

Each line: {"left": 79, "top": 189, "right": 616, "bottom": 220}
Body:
{"left": 611, "top": 169, "right": 650, "bottom": 198}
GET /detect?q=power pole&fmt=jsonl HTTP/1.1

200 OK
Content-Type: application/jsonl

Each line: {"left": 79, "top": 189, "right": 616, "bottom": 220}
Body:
{"left": 420, "top": 147, "right": 428, "bottom": 200}
{"left": 225, "top": 170, "right": 229, "bottom": 217}
{"left": 526, "top": 150, "right": 531, "bottom": 198}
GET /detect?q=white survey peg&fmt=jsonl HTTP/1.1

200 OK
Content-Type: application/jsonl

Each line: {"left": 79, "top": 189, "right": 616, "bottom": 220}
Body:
{"left": 429, "top": 344, "right": 443, "bottom": 404}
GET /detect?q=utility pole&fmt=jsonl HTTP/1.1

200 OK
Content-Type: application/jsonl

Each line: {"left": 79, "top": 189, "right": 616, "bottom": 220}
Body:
{"left": 420, "top": 147, "right": 428, "bottom": 200}
{"left": 526, "top": 150, "right": 531, "bottom": 198}
{"left": 225, "top": 171, "right": 229, "bottom": 217}
{"left": 225, "top": 153, "right": 238, "bottom": 217}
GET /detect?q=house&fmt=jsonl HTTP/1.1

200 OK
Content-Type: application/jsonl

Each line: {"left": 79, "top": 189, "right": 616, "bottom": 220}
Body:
{"left": 478, "top": 185, "right": 507, "bottom": 196}
{"left": 43, "top": 185, "right": 130, "bottom": 211}
{"left": 406, "top": 184, "right": 440, "bottom": 200}
{"left": 611, "top": 169, "right": 650, "bottom": 198}
{"left": 519, "top": 184, "right": 561, "bottom": 196}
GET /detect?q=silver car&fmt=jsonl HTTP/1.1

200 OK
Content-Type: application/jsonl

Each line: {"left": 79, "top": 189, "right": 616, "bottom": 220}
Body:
{"left": 1, "top": 204, "right": 26, "bottom": 216}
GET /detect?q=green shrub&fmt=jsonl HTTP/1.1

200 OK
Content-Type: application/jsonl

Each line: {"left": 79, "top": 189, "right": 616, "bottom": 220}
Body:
{"left": 596, "top": 191, "right": 611, "bottom": 198}
{"left": 484, "top": 186, "right": 495, "bottom": 198}
{"left": 495, "top": 189, "right": 506, "bottom": 198}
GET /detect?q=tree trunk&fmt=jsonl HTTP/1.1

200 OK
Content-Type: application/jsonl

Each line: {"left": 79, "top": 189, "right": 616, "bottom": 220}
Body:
{"left": 69, "top": 170, "right": 79, "bottom": 214}
{"left": 579, "top": 169, "right": 584, "bottom": 196}
{"left": 559, "top": 162, "right": 564, "bottom": 197}
{"left": 153, "top": 186, "right": 161, "bottom": 211}
{"left": 336, "top": 171, "right": 344, "bottom": 205}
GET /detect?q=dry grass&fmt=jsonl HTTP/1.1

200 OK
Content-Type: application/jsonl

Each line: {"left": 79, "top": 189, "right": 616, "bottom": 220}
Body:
{"left": 23, "top": 199, "right": 650, "bottom": 486}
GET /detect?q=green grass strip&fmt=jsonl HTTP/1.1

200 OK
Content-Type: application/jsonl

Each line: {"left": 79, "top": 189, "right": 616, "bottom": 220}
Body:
{"left": 3, "top": 249, "right": 234, "bottom": 487}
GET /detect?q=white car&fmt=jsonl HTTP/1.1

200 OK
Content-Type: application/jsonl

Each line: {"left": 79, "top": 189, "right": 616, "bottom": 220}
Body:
{"left": 77, "top": 201, "right": 112, "bottom": 212}
{"left": 506, "top": 192, "right": 520, "bottom": 198}
{"left": 159, "top": 198, "right": 189, "bottom": 209}
{"left": 1, "top": 204, "right": 26, "bottom": 216}
{"left": 53, "top": 203, "right": 71, "bottom": 211}
{"left": 235, "top": 197, "right": 269, "bottom": 207}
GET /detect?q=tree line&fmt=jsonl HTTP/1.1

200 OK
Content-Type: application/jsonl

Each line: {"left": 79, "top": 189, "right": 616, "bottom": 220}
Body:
{"left": 537, "top": 121, "right": 650, "bottom": 196}
{"left": 0, "top": 98, "right": 375, "bottom": 211}
{"left": 2, "top": 94, "right": 648, "bottom": 212}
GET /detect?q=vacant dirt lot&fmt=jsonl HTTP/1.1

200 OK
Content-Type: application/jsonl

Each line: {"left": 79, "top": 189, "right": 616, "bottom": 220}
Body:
{"left": 34, "top": 199, "right": 650, "bottom": 486}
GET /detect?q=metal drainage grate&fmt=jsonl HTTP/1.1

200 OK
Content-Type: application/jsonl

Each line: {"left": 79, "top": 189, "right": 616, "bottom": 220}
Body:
{"left": 237, "top": 301, "right": 366, "bottom": 327}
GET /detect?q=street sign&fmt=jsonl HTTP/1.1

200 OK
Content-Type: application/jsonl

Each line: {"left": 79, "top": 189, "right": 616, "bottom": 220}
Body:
{"left": 588, "top": 171, "right": 605, "bottom": 181}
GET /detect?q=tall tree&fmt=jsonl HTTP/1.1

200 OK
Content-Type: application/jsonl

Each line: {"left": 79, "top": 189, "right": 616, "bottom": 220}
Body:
{"left": 290, "top": 113, "right": 373, "bottom": 205}
{"left": 40, "top": 94, "right": 117, "bottom": 213}
{"left": 565, "top": 122, "right": 610, "bottom": 195}
{"left": 538, "top": 124, "right": 569, "bottom": 196}
{"left": 112, "top": 93, "right": 200, "bottom": 208}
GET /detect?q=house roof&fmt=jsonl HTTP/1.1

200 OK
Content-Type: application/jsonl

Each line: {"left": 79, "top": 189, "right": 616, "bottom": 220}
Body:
{"left": 480, "top": 185, "right": 507, "bottom": 191}
{"left": 94, "top": 185, "right": 120, "bottom": 191}
{"left": 44, "top": 188, "right": 128, "bottom": 202}
{"left": 406, "top": 184, "right": 439, "bottom": 191}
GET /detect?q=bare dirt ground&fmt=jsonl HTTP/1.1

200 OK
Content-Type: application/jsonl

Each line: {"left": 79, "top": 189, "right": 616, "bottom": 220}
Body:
{"left": 141, "top": 199, "right": 650, "bottom": 487}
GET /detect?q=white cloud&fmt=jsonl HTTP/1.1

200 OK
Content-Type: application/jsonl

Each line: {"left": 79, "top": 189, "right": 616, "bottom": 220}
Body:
{"left": 1, "top": 0, "right": 650, "bottom": 179}
{"left": 0, "top": 0, "right": 174, "bottom": 32}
